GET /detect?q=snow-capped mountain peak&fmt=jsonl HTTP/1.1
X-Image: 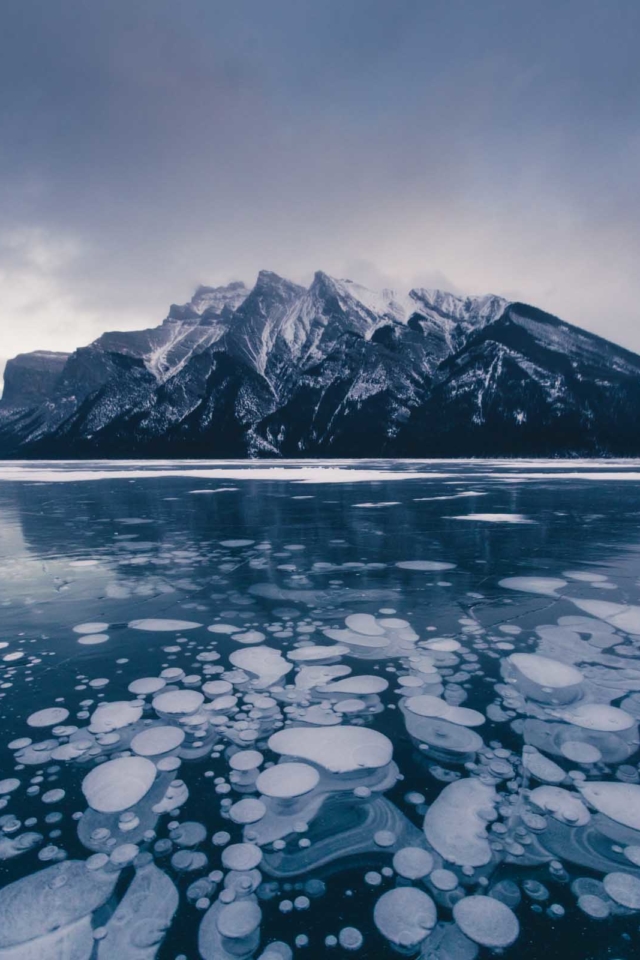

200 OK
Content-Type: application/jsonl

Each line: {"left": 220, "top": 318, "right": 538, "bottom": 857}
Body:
{"left": 168, "top": 280, "right": 249, "bottom": 323}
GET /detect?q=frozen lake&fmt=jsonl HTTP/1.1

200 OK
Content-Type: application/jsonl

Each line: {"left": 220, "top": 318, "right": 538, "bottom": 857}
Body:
{"left": 1, "top": 459, "right": 640, "bottom": 959}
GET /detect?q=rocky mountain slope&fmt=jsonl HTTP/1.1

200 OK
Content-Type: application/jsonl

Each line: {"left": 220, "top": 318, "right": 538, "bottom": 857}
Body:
{"left": 1, "top": 271, "right": 639, "bottom": 457}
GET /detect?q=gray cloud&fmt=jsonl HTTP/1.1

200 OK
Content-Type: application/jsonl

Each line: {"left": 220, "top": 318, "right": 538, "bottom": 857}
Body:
{"left": 1, "top": 0, "right": 639, "bottom": 363}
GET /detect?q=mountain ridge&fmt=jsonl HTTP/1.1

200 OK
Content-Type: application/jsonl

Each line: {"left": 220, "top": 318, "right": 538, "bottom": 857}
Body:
{"left": 1, "top": 271, "right": 639, "bottom": 458}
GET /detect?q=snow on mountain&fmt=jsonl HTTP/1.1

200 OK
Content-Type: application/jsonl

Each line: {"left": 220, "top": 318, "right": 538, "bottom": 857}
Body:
{"left": 224, "top": 271, "right": 305, "bottom": 380}
{"left": 2, "top": 270, "right": 639, "bottom": 458}
{"left": 82, "top": 281, "right": 251, "bottom": 386}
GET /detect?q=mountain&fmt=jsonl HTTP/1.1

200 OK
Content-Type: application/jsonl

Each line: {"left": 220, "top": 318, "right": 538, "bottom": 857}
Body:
{"left": 398, "top": 303, "right": 640, "bottom": 456}
{"left": 1, "top": 351, "right": 70, "bottom": 407}
{"left": 1, "top": 271, "right": 639, "bottom": 458}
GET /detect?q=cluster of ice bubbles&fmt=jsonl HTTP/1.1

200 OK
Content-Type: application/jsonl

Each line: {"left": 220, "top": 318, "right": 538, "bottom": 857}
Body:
{"left": 2, "top": 563, "right": 640, "bottom": 958}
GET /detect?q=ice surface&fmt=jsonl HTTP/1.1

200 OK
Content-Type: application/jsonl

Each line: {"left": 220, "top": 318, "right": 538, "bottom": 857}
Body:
{"left": 0, "top": 465, "right": 453, "bottom": 484}
{"left": 450, "top": 513, "right": 534, "bottom": 523}
{"left": 5, "top": 460, "right": 640, "bottom": 957}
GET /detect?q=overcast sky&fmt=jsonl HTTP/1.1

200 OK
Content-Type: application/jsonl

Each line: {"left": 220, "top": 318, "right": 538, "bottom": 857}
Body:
{"left": 1, "top": 0, "right": 639, "bottom": 367}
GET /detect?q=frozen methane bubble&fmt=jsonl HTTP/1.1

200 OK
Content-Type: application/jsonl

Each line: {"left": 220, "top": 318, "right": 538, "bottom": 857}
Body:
{"left": 287, "top": 644, "right": 350, "bottom": 662}
{"left": 507, "top": 653, "right": 583, "bottom": 702}
{"left": 559, "top": 703, "right": 635, "bottom": 732}
{"left": 422, "top": 638, "right": 460, "bottom": 652}
{"left": 259, "top": 944, "right": 292, "bottom": 960}
{"left": 216, "top": 900, "right": 262, "bottom": 939}
{"left": 373, "top": 887, "right": 436, "bottom": 948}
{"left": 404, "top": 694, "right": 484, "bottom": 728}
{"left": 27, "top": 707, "right": 70, "bottom": 728}
{"left": 229, "top": 646, "right": 293, "bottom": 689}
{"left": 392, "top": 846, "right": 434, "bottom": 879}
{"left": 560, "top": 741, "right": 602, "bottom": 764}
{"left": 295, "top": 665, "right": 352, "bottom": 690}
{"left": 318, "top": 676, "right": 389, "bottom": 695}
{"left": 128, "top": 677, "right": 166, "bottom": 695}
{"left": 131, "top": 725, "right": 185, "bottom": 757}
{"left": 229, "top": 750, "right": 264, "bottom": 772}
{"left": 128, "top": 618, "right": 202, "bottom": 631}
{"left": 523, "top": 748, "right": 566, "bottom": 784}
{"left": 0, "top": 859, "right": 118, "bottom": 950}
{"left": 152, "top": 689, "right": 204, "bottom": 717}
{"left": 499, "top": 577, "right": 567, "bottom": 596}
{"left": 424, "top": 778, "right": 497, "bottom": 867}
{"left": 221, "top": 843, "right": 263, "bottom": 871}
{"left": 402, "top": 713, "right": 483, "bottom": 756}
{"left": 96, "top": 861, "right": 178, "bottom": 957}
{"left": 344, "top": 614, "right": 386, "bottom": 636}
{"left": 576, "top": 782, "right": 640, "bottom": 831}
{"left": 268, "top": 726, "right": 393, "bottom": 774}
{"left": 229, "top": 798, "right": 267, "bottom": 824}
{"left": 339, "top": 927, "right": 364, "bottom": 951}
{"left": 453, "top": 895, "right": 519, "bottom": 948}
{"left": 82, "top": 756, "right": 156, "bottom": 813}
{"left": 233, "top": 630, "right": 266, "bottom": 645}
{"left": 577, "top": 894, "right": 610, "bottom": 919}
{"left": 396, "top": 560, "right": 456, "bottom": 571}
{"left": 73, "top": 622, "right": 109, "bottom": 634}
{"left": 78, "top": 633, "right": 109, "bottom": 645}
{"left": 529, "top": 787, "right": 591, "bottom": 826}
{"left": 603, "top": 872, "right": 640, "bottom": 909}
{"left": 256, "top": 763, "right": 320, "bottom": 799}
{"left": 568, "top": 598, "right": 640, "bottom": 635}
{"left": 0, "top": 779, "right": 20, "bottom": 795}
{"left": 89, "top": 701, "right": 143, "bottom": 733}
